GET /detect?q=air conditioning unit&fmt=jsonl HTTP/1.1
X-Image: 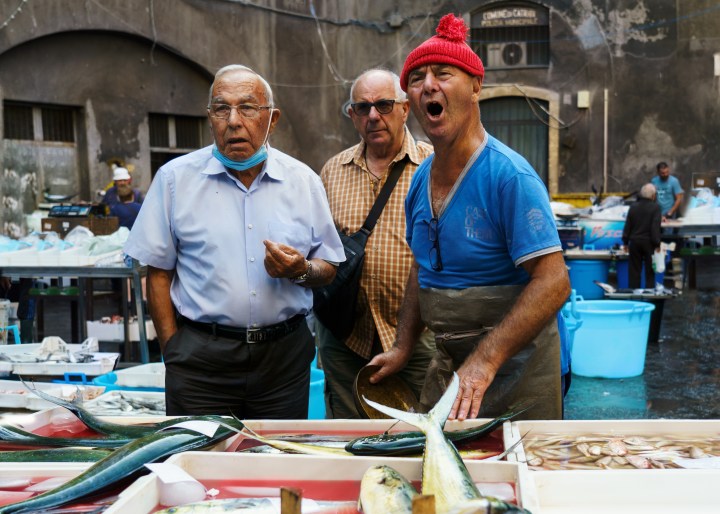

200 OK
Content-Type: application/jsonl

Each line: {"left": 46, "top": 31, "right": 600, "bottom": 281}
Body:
{"left": 486, "top": 42, "right": 528, "bottom": 68}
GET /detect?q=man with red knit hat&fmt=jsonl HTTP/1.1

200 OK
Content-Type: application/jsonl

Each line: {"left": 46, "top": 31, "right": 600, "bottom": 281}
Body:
{"left": 369, "top": 14, "right": 570, "bottom": 421}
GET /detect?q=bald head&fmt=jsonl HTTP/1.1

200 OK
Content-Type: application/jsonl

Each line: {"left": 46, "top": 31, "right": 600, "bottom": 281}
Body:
{"left": 349, "top": 69, "right": 405, "bottom": 105}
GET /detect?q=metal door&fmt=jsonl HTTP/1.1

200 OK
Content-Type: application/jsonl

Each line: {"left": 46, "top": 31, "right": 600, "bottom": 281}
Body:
{"left": 481, "top": 96, "right": 549, "bottom": 184}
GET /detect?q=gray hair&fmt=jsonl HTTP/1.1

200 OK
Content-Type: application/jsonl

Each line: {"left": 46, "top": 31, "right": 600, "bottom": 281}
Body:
{"left": 639, "top": 183, "right": 656, "bottom": 199}
{"left": 208, "top": 64, "right": 274, "bottom": 107}
{"left": 349, "top": 68, "right": 406, "bottom": 104}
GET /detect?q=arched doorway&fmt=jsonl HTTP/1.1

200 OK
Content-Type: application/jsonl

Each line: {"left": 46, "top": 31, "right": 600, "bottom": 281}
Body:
{"left": 480, "top": 85, "right": 559, "bottom": 194}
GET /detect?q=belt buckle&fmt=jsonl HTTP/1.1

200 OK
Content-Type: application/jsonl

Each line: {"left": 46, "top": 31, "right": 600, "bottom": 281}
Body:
{"left": 246, "top": 327, "right": 268, "bottom": 343}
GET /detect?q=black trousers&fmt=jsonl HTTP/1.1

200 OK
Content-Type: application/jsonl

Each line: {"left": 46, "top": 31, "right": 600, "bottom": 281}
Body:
{"left": 163, "top": 321, "right": 315, "bottom": 418}
{"left": 628, "top": 239, "right": 655, "bottom": 289}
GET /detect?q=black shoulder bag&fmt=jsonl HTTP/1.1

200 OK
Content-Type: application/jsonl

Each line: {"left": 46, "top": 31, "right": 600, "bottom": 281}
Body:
{"left": 313, "top": 158, "right": 408, "bottom": 341}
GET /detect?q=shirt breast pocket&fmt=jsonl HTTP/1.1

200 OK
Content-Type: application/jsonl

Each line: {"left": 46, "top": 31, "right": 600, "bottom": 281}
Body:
{"left": 268, "top": 221, "right": 312, "bottom": 256}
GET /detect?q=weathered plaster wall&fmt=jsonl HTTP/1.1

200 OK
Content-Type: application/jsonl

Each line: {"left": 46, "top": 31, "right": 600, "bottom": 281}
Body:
{"left": 2, "top": 0, "right": 720, "bottom": 235}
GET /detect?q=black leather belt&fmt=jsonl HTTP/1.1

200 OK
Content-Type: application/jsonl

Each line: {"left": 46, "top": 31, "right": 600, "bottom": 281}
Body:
{"left": 179, "top": 314, "right": 305, "bottom": 343}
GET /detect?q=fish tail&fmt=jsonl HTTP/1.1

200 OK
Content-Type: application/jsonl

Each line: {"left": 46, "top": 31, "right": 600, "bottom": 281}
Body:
{"left": 362, "top": 373, "right": 460, "bottom": 433}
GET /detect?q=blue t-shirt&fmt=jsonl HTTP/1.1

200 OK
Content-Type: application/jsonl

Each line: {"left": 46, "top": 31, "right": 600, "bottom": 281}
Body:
{"left": 110, "top": 201, "right": 142, "bottom": 229}
{"left": 651, "top": 175, "right": 683, "bottom": 215}
{"left": 405, "top": 135, "right": 562, "bottom": 289}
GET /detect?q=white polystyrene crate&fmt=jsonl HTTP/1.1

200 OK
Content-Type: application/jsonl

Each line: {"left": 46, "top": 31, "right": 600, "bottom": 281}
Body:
{"left": 114, "top": 363, "right": 165, "bottom": 389}
{"left": 81, "top": 390, "right": 165, "bottom": 416}
{"left": 504, "top": 419, "right": 720, "bottom": 465}
{"left": 0, "top": 379, "right": 99, "bottom": 410}
{"left": 106, "top": 451, "right": 532, "bottom": 513}
{"left": 0, "top": 248, "right": 39, "bottom": 265}
{"left": 529, "top": 468, "right": 720, "bottom": 513}
{"left": 10, "top": 353, "right": 119, "bottom": 377}
{"left": 86, "top": 320, "right": 156, "bottom": 342}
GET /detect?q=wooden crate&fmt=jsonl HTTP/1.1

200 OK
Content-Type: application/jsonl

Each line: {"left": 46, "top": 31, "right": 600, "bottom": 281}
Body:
{"left": 41, "top": 217, "right": 119, "bottom": 237}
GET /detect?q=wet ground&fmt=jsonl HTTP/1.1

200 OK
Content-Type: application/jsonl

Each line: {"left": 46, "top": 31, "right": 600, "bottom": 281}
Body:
{"left": 564, "top": 284, "right": 720, "bottom": 420}
{"left": 14, "top": 265, "right": 720, "bottom": 421}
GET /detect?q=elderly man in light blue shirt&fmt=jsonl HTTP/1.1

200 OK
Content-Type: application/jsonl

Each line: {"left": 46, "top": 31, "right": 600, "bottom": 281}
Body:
{"left": 125, "top": 65, "right": 343, "bottom": 418}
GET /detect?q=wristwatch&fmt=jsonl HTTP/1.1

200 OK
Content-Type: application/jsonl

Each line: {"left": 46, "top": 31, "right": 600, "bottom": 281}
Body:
{"left": 291, "top": 260, "right": 312, "bottom": 284}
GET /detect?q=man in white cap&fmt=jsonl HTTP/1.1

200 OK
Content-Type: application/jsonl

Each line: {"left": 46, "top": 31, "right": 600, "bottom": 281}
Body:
{"left": 368, "top": 14, "right": 570, "bottom": 421}
{"left": 100, "top": 166, "right": 145, "bottom": 229}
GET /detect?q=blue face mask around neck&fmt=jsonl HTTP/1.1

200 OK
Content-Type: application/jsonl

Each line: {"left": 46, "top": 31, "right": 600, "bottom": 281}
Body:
{"left": 212, "top": 144, "right": 268, "bottom": 171}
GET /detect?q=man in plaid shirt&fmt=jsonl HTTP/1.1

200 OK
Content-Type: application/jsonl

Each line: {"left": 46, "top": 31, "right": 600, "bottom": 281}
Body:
{"left": 317, "top": 69, "right": 436, "bottom": 418}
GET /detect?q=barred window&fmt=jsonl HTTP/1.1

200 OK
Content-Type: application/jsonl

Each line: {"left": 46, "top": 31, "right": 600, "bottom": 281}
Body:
{"left": 3, "top": 101, "right": 76, "bottom": 142}
{"left": 41, "top": 105, "right": 75, "bottom": 142}
{"left": 175, "top": 115, "right": 202, "bottom": 149}
{"left": 471, "top": 2, "right": 550, "bottom": 70}
{"left": 3, "top": 102, "right": 34, "bottom": 140}
{"left": 149, "top": 113, "right": 170, "bottom": 147}
{"left": 149, "top": 113, "right": 205, "bottom": 177}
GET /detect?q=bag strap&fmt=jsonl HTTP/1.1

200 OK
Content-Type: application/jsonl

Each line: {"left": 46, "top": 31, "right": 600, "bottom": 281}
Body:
{"left": 360, "top": 157, "right": 408, "bottom": 235}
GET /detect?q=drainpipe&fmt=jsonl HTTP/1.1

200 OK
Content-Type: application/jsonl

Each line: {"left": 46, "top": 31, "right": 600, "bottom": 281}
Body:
{"left": 603, "top": 88, "right": 609, "bottom": 194}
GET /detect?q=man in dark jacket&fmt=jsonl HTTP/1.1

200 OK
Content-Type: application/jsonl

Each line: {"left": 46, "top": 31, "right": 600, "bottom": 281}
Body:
{"left": 622, "top": 183, "right": 662, "bottom": 289}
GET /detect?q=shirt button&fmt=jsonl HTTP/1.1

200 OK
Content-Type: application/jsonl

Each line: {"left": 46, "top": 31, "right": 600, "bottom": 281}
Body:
{"left": 251, "top": 290, "right": 257, "bottom": 296}
{"left": 252, "top": 323, "right": 258, "bottom": 328}
{"left": 248, "top": 224, "right": 253, "bottom": 229}
{"left": 250, "top": 257, "right": 255, "bottom": 262}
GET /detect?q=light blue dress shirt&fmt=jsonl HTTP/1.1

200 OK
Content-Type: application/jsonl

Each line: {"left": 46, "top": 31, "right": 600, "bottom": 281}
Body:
{"left": 124, "top": 145, "right": 344, "bottom": 327}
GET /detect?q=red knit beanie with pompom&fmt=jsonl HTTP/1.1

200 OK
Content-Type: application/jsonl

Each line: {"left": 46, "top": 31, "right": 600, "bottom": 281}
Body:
{"left": 400, "top": 14, "right": 484, "bottom": 91}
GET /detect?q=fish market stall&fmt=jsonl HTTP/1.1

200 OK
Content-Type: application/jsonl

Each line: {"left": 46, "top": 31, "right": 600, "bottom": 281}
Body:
{"left": 81, "top": 391, "right": 165, "bottom": 417}
{"left": 503, "top": 419, "right": 720, "bottom": 513}
{"left": 0, "top": 380, "right": 103, "bottom": 412}
{"left": 0, "top": 337, "right": 118, "bottom": 379}
{"left": 106, "top": 452, "right": 531, "bottom": 513}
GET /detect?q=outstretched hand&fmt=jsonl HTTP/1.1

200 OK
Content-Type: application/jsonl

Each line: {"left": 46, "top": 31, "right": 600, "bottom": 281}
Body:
{"left": 449, "top": 356, "right": 495, "bottom": 421}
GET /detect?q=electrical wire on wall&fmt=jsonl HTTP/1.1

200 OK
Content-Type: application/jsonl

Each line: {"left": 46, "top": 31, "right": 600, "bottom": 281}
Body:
{"left": 483, "top": 83, "right": 588, "bottom": 130}
{"left": 0, "top": 0, "right": 29, "bottom": 30}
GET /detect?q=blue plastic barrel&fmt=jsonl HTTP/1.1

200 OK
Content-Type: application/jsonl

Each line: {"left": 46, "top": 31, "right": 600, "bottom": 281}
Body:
{"left": 570, "top": 300, "right": 655, "bottom": 378}
{"left": 616, "top": 256, "right": 668, "bottom": 289}
{"left": 566, "top": 260, "right": 609, "bottom": 300}
{"left": 308, "top": 367, "right": 326, "bottom": 419}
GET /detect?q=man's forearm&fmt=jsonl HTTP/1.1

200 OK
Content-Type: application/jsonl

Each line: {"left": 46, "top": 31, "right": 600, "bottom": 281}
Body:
{"left": 147, "top": 266, "right": 177, "bottom": 351}
{"left": 466, "top": 252, "right": 570, "bottom": 374}
{"left": 295, "top": 258, "right": 337, "bottom": 288}
{"left": 393, "top": 262, "right": 425, "bottom": 355}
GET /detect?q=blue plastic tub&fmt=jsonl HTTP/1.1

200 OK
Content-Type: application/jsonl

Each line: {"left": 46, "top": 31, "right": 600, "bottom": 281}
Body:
{"left": 570, "top": 300, "right": 655, "bottom": 378}
{"left": 92, "top": 372, "right": 164, "bottom": 392}
{"left": 616, "top": 255, "right": 669, "bottom": 289}
{"left": 566, "top": 260, "right": 609, "bottom": 300}
{"left": 308, "top": 367, "right": 326, "bottom": 420}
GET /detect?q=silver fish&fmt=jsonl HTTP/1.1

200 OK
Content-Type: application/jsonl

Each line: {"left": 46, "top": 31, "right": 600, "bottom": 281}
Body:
{"left": 364, "top": 374, "right": 530, "bottom": 514}
{"left": 154, "top": 498, "right": 356, "bottom": 513}
{"left": 358, "top": 465, "right": 417, "bottom": 514}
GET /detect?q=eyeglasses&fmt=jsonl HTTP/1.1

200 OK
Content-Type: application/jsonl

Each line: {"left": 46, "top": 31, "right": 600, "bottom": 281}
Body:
{"left": 208, "top": 103, "right": 273, "bottom": 120}
{"left": 350, "top": 99, "right": 403, "bottom": 116}
{"left": 428, "top": 217, "right": 443, "bottom": 271}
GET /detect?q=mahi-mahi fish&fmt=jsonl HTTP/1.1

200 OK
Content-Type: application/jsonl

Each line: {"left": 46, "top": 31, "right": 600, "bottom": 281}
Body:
{"left": 358, "top": 464, "right": 417, "bottom": 514}
{"left": 363, "top": 374, "right": 531, "bottom": 514}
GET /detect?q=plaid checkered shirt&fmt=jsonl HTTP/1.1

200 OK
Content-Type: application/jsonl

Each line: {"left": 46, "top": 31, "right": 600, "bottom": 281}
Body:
{"left": 320, "top": 128, "right": 432, "bottom": 358}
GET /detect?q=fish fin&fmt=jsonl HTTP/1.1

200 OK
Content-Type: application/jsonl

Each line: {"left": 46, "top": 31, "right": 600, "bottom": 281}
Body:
{"left": 362, "top": 373, "right": 460, "bottom": 433}
{"left": 427, "top": 372, "right": 460, "bottom": 428}
{"left": 19, "top": 376, "right": 75, "bottom": 409}
{"left": 239, "top": 425, "right": 267, "bottom": 443}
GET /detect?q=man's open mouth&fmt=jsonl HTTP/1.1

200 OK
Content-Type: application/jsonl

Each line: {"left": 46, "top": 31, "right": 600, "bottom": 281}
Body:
{"left": 427, "top": 101, "right": 444, "bottom": 117}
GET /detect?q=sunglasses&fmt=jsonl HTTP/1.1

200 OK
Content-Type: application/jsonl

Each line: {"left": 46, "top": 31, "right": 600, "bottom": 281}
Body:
{"left": 428, "top": 217, "right": 443, "bottom": 271}
{"left": 350, "top": 99, "right": 403, "bottom": 116}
